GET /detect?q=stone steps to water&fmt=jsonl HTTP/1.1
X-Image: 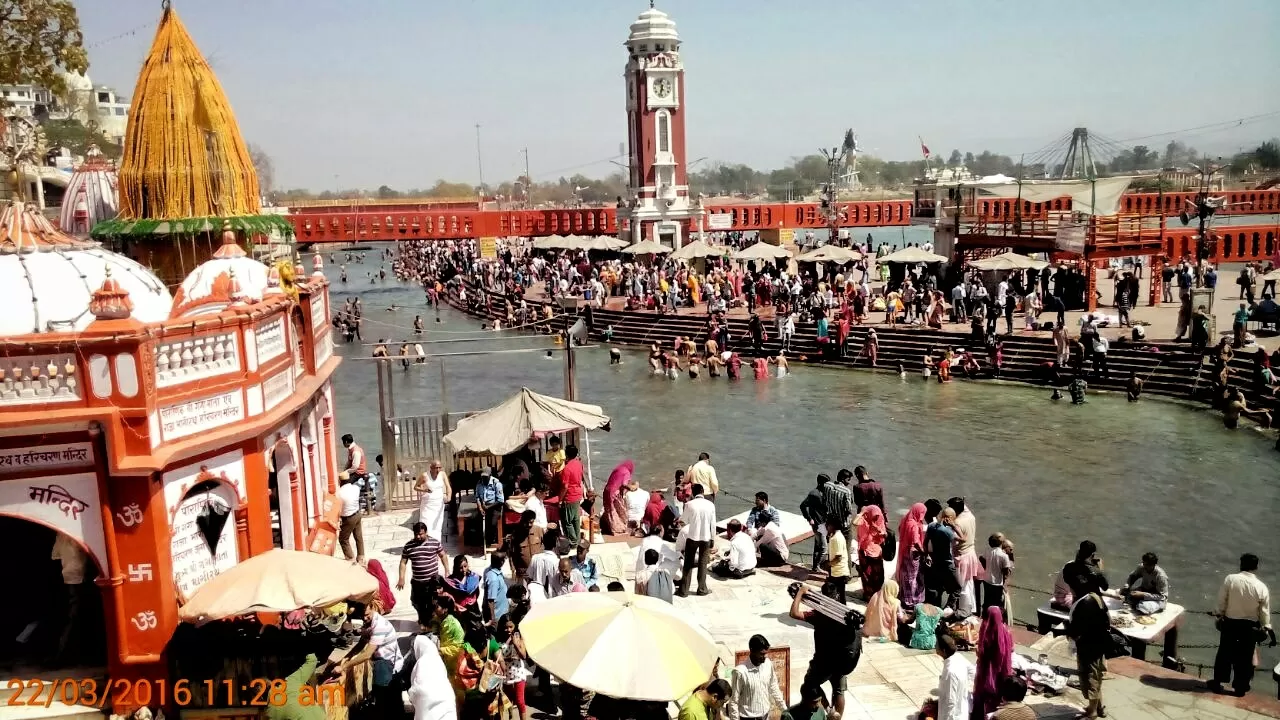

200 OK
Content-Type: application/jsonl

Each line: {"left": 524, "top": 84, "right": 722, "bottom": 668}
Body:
{"left": 455, "top": 289, "right": 1280, "bottom": 416}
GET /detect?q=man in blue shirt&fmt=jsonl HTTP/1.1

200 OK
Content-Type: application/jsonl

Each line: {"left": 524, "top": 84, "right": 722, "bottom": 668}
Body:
{"left": 571, "top": 543, "right": 599, "bottom": 589}
{"left": 475, "top": 467, "right": 505, "bottom": 547}
{"left": 483, "top": 551, "right": 509, "bottom": 624}
{"left": 746, "top": 491, "right": 782, "bottom": 531}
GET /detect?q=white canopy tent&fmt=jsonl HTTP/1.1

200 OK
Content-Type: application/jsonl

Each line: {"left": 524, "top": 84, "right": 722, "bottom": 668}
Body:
{"left": 732, "top": 241, "right": 793, "bottom": 261}
{"left": 621, "top": 240, "right": 673, "bottom": 255}
{"left": 876, "top": 246, "right": 948, "bottom": 264}
{"left": 443, "top": 387, "right": 612, "bottom": 487}
{"left": 796, "top": 245, "right": 862, "bottom": 264}
{"left": 533, "top": 235, "right": 578, "bottom": 250}
{"left": 968, "top": 251, "right": 1049, "bottom": 271}
{"left": 974, "top": 176, "right": 1134, "bottom": 216}
{"left": 576, "top": 235, "right": 629, "bottom": 252}
{"left": 669, "top": 239, "right": 730, "bottom": 260}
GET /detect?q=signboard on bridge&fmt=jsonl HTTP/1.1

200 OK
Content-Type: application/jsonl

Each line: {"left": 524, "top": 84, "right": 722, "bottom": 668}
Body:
{"left": 479, "top": 236, "right": 497, "bottom": 259}
{"left": 1055, "top": 221, "right": 1086, "bottom": 254}
{"left": 706, "top": 213, "right": 733, "bottom": 230}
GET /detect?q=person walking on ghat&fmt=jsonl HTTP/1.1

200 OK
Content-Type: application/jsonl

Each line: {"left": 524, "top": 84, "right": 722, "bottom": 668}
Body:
{"left": 1067, "top": 567, "right": 1111, "bottom": 719}
{"left": 337, "top": 471, "right": 366, "bottom": 564}
{"left": 677, "top": 483, "right": 716, "bottom": 597}
{"left": 1209, "top": 553, "right": 1275, "bottom": 697}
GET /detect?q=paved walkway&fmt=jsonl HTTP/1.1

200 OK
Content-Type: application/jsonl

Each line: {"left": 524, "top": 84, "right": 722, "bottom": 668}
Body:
{"left": 356, "top": 509, "right": 1279, "bottom": 720}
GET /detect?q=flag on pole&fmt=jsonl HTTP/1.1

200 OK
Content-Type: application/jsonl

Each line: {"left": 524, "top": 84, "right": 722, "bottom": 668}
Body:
{"left": 919, "top": 137, "right": 931, "bottom": 159}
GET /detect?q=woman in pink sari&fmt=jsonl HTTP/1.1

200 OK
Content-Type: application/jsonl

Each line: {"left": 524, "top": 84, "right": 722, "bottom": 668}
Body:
{"left": 971, "top": 606, "right": 1014, "bottom": 719}
{"left": 602, "top": 460, "right": 634, "bottom": 535}
{"left": 895, "top": 503, "right": 928, "bottom": 607}
{"left": 854, "top": 505, "right": 887, "bottom": 597}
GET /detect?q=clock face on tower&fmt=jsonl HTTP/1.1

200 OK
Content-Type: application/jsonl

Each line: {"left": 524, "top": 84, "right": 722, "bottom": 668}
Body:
{"left": 653, "top": 78, "right": 671, "bottom": 98}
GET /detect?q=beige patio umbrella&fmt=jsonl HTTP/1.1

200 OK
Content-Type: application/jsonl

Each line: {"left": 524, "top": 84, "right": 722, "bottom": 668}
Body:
{"left": 969, "top": 251, "right": 1049, "bottom": 271}
{"left": 670, "top": 238, "right": 731, "bottom": 260}
{"left": 177, "top": 549, "right": 378, "bottom": 625}
{"left": 796, "top": 245, "right": 862, "bottom": 264}
{"left": 520, "top": 591, "right": 719, "bottom": 701}
{"left": 621, "top": 240, "right": 673, "bottom": 255}
{"left": 732, "top": 241, "right": 793, "bottom": 261}
{"left": 875, "top": 246, "right": 948, "bottom": 264}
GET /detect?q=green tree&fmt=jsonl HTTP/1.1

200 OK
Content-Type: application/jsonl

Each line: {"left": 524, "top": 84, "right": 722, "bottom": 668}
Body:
{"left": 376, "top": 184, "right": 400, "bottom": 199}
{"left": 41, "top": 117, "right": 120, "bottom": 159}
{"left": 0, "top": 0, "right": 88, "bottom": 101}
{"left": 947, "top": 149, "right": 962, "bottom": 166}
{"left": 248, "top": 143, "right": 274, "bottom": 194}
{"left": 963, "top": 151, "right": 975, "bottom": 167}
{"left": 1255, "top": 140, "right": 1280, "bottom": 170}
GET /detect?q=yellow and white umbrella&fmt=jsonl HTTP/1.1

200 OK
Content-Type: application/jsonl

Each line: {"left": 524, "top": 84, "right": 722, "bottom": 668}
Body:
{"left": 519, "top": 591, "right": 718, "bottom": 701}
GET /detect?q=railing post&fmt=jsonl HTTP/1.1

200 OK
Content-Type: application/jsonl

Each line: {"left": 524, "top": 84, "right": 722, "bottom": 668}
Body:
{"left": 439, "top": 359, "right": 452, "bottom": 472}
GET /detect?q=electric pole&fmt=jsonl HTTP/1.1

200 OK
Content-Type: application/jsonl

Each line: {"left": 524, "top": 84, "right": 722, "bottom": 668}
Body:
{"left": 475, "top": 123, "right": 485, "bottom": 200}
{"left": 521, "top": 147, "right": 531, "bottom": 208}
{"left": 819, "top": 144, "right": 848, "bottom": 246}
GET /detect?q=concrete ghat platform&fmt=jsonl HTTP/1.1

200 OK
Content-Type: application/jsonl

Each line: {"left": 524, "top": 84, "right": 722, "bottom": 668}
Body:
{"left": 359, "top": 509, "right": 1280, "bottom": 719}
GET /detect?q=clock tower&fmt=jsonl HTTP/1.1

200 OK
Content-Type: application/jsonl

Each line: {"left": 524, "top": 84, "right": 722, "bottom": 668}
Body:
{"left": 623, "top": 3, "right": 695, "bottom": 248}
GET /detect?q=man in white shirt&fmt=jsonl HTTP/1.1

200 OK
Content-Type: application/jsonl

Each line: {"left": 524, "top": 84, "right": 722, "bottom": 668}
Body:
{"left": 688, "top": 452, "right": 720, "bottom": 501}
{"left": 754, "top": 521, "right": 789, "bottom": 568}
{"left": 1210, "top": 553, "right": 1274, "bottom": 696}
{"left": 935, "top": 634, "right": 973, "bottom": 720}
{"left": 727, "top": 634, "right": 785, "bottom": 720}
{"left": 336, "top": 473, "right": 365, "bottom": 563}
{"left": 52, "top": 534, "right": 87, "bottom": 664}
{"left": 624, "top": 480, "right": 649, "bottom": 533}
{"left": 526, "top": 529, "right": 561, "bottom": 598}
{"left": 677, "top": 483, "right": 717, "bottom": 597}
{"left": 525, "top": 483, "right": 549, "bottom": 530}
{"left": 714, "top": 520, "right": 757, "bottom": 579}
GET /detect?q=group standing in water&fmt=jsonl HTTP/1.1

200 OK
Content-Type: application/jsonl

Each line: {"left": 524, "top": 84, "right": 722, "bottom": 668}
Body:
{"left": 640, "top": 336, "right": 789, "bottom": 381}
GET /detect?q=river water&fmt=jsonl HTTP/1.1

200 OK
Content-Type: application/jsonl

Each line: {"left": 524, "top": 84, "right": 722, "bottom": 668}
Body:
{"left": 324, "top": 245, "right": 1279, "bottom": 675}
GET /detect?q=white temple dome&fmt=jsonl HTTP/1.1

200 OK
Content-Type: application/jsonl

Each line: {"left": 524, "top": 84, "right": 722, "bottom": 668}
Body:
{"left": 628, "top": 6, "right": 679, "bottom": 45}
{"left": 170, "top": 224, "right": 270, "bottom": 318}
{"left": 0, "top": 200, "right": 171, "bottom": 337}
{"left": 59, "top": 146, "right": 119, "bottom": 238}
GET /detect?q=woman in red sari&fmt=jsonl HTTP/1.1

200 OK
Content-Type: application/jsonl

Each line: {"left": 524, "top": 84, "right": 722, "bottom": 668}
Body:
{"left": 602, "top": 460, "right": 634, "bottom": 535}
{"left": 854, "top": 505, "right": 887, "bottom": 598}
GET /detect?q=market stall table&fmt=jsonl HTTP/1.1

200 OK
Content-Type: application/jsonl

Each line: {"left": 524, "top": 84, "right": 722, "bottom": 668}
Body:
{"left": 1035, "top": 595, "right": 1185, "bottom": 665}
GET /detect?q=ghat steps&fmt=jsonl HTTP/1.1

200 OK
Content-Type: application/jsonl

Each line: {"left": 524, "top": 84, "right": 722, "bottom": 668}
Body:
{"left": 458, "top": 289, "right": 1278, "bottom": 415}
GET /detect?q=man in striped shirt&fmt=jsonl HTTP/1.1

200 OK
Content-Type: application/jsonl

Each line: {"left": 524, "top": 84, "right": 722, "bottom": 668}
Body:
{"left": 821, "top": 471, "right": 854, "bottom": 547}
{"left": 397, "top": 521, "right": 446, "bottom": 624}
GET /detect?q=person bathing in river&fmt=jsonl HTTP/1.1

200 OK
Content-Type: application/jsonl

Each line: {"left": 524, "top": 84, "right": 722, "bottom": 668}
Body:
{"left": 937, "top": 350, "right": 954, "bottom": 383}
{"left": 752, "top": 356, "right": 769, "bottom": 380}
{"left": 922, "top": 347, "right": 935, "bottom": 379}
{"left": 727, "top": 352, "right": 743, "bottom": 380}
{"left": 1126, "top": 371, "right": 1144, "bottom": 402}
{"left": 861, "top": 329, "right": 879, "bottom": 367}
{"left": 770, "top": 353, "right": 789, "bottom": 378}
{"left": 687, "top": 354, "right": 702, "bottom": 379}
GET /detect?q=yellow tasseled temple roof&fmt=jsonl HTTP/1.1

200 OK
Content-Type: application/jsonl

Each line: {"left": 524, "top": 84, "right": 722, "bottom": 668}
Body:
{"left": 117, "top": 6, "right": 261, "bottom": 221}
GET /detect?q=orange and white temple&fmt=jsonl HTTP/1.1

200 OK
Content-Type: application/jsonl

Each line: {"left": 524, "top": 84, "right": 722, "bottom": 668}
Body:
{"left": 0, "top": 200, "right": 340, "bottom": 695}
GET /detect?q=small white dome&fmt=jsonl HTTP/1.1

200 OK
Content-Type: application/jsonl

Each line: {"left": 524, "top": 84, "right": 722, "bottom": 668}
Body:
{"left": 0, "top": 201, "right": 171, "bottom": 337}
{"left": 61, "top": 70, "right": 94, "bottom": 93}
{"left": 170, "top": 229, "right": 270, "bottom": 318}
{"left": 628, "top": 6, "right": 679, "bottom": 45}
{"left": 59, "top": 147, "right": 119, "bottom": 237}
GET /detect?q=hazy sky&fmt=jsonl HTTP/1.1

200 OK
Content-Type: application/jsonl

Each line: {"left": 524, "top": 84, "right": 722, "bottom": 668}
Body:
{"left": 77, "top": 0, "right": 1280, "bottom": 191}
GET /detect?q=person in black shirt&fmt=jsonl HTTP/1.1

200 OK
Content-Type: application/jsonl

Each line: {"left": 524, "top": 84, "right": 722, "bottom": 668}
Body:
{"left": 850, "top": 466, "right": 884, "bottom": 514}
{"left": 790, "top": 585, "right": 860, "bottom": 720}
{"left": 799, "top": 476, "right": 829, "bottom": 572}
